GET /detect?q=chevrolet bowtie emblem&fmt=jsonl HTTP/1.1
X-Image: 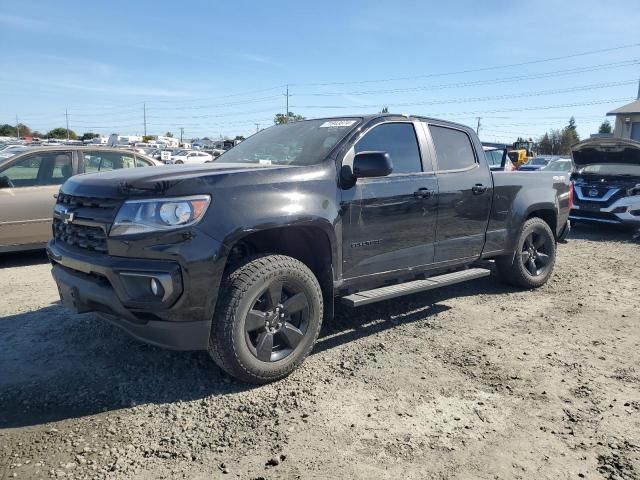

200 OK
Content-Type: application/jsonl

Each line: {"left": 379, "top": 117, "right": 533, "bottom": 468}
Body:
{"left": 62, "top": 209, "right": 75, "bottom": 224}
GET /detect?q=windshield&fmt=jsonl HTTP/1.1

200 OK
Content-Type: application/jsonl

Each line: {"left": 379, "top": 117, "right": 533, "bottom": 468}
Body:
{"left": 216, "top": 118, "right": 361, "bottom": 166}
{"left": 578, "top": 163, "right": 640, "bottom": 176}
{"left": 173, "top": 150, "right": 189, "bottom": 156}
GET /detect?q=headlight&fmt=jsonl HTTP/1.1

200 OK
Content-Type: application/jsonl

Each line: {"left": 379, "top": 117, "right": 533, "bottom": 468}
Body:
{"left": 110, "top": 195, "right": 211, "bottom": 236}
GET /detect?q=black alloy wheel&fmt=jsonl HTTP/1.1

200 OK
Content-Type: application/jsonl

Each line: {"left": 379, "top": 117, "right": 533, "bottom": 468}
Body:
{"left": 495, "top": 217, "right": 557, "bottom": 289}
{"left": 244, "top": 280, "right": 310, "bottom": 362}
{"left": 208, "top": 254, "right": 323, "bottom": 384}
{"left": 520, "top": 230, "right": 553, "bottom": 277}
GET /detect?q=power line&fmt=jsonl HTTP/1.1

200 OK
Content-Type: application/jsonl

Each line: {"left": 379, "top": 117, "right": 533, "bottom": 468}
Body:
{"left": 291, "top": 80, "right": 638, "bottom": 110}
{"left": 289, "top": 42, "right": 640, "bottom": 87}
{"left": 294, "top": 59, "right": 639, "bottom": 97}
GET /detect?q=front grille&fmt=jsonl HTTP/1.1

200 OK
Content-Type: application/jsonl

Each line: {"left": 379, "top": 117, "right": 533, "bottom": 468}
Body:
{"left": 54, "top": 194, "right": 121, "bottom": 253}
{"left": 574, "top": 185, "right": 626, "bottom": 208}
{"left": 53, "top": 219, "right": 108, "bottom": 252}
{"left": 58, "top": 193, "right": 120, "bottom": 210}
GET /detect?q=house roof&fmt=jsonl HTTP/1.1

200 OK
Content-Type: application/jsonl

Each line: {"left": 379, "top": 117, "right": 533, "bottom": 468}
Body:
{"left": 607, "top": 99, "right": 640, "bottom": 116}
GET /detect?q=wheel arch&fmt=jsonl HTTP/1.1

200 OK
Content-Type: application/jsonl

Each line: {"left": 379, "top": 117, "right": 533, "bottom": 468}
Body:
{"left": 220, "top": 222, "right": 336, "bottom": 322}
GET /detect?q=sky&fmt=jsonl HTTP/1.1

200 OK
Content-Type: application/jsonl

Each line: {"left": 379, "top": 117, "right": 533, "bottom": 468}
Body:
{"left": 1, "top": 0, "right": 639, "bottom": 141}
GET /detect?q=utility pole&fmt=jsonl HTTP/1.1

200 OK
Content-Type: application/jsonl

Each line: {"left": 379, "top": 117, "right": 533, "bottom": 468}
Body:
{"left": 180, "top": 127, "right": 184, "bottom": 144}
{"left": 65, "top": 109, "right": 70, "bottom": 141}
{"left": 285, "top": 84, "right": 289, "bottom": 123}
{"left": 255, "top": 123, "right": 260, "bottom": 133}
{"left": 476, "top": 117, "right": 481, "bottom": 136}
{"left": 15, "top": 115, "right": 20, "bottom": 138}
{"left": 143, "top": 103, "right": 147, "bottom": 137}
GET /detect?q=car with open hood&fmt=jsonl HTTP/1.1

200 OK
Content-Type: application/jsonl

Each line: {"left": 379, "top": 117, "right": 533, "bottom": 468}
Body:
{"left": 569, "top": 138, "right": 640, "bottom": 227}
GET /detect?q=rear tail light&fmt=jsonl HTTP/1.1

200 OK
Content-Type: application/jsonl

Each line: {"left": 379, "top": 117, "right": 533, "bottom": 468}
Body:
{"left": 568, "top": 181, "right": 574, "bottom": 209}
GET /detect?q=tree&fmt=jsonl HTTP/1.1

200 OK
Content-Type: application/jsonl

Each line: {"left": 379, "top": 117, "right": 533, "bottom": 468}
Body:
{"left": 0, "top": 124, "right": 16, "bottom": 136}
{"left": 537, "top": 129, "right": 563, "bottom": 155}
{"left": 538, "top": 133, "right": 552, "bottom": 155}
{"left": 46, "top": 127, "right": 77, "bottom": 140}
{"left": 598, "top": 120, "right": 612, "bottom": 134}
{"left": 165, "top": 131, "right": 174, "bottom": 138}
{"left": 234, "top": 135, "right": 245, "bottom": 141}
{"left": 380, "top": 106, "right": 389, "bottom": 114}
{"left": 560, "top": 126, "right": 579, "bottom": 154}
{"left": 566, "top": 116, "right": 577, "bottom": 132}
{"left": 274, "top": 112, "right": 305, "bottom": 125}
{"left": 32, "top": 131, "right": 45, "bottom": 139}
{"left": 142, "top": 135, "right": 154, "bottom": 143}
{"left": 80, "top": 132, "right": 100, "bottom": 141}
{"left": 15, "top": 123, "right": 31, "bottom": 137}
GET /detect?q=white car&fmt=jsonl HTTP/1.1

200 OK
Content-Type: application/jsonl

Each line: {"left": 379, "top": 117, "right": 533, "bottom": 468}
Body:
{"left": 166, "top": 150, "right": 213, "bottom": 164}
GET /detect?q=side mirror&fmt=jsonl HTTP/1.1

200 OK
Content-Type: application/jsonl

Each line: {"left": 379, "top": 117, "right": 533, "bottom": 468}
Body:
{"left": 352, "top": 151, "right": 393, "bottom": 179}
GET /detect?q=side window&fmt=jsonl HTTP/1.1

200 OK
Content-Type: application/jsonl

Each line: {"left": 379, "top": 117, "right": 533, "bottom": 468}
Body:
{"left": 0, "top": 155, "right": 43, "bottom": 187}
{"left": 83, "top": 151, "right": 136, "bottom": 173}
{"left": 135, "top": 156, "right": 152, "bottom": 167}
{"left": 0, "top": 152, "right": 72, "bottom": 187}
{"left": 355, "top": 123, "right": 422, "bottom": 174}
{"left": 429, "top": 126, "right": 477, "bottom": 171}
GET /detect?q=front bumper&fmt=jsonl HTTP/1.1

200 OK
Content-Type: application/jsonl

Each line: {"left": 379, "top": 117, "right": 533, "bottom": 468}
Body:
{"left": 47, "top": 232, "right": 228, "bottom": 351}
{"left": 571, "top": 196, "right": 640, "bottom": 227}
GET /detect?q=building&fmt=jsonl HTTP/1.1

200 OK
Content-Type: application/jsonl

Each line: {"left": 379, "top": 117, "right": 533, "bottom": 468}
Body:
{"left": 107, "top": 134, "right": 143, "bottom": 146}
{"left": 606, "top": 82, "right": 640, "bottom": 141}
{"left": 152, "top": 135, "right": 179, "bottom": 148}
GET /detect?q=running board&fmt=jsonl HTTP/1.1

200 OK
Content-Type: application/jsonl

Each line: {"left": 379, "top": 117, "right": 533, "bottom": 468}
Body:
{"left": 340, "top": 268, "right": 491, "bottom": 307}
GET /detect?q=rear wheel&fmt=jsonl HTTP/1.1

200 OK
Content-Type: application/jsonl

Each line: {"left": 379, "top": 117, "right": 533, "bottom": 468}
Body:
{"left": 208, "top": 255, "right": 323, "bottom": 384}
{"left": 496, "top": 217, "right": 556, "bottom": 288}
{"left": 175, "top": 160, "right": 184, "bottom": 164}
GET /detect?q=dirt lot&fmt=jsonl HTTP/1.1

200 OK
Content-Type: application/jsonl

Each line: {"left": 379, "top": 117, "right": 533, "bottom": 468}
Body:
{"left": 1, "top": 224, "right": 639, "bottom": 480}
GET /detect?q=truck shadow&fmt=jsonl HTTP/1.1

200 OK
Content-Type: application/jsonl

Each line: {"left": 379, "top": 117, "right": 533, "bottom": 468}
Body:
{"left": 0, "top": 275, "right": 513, "bottom": 429}
{"left": 0, "top": 249, "right": 49, "bottom": 269}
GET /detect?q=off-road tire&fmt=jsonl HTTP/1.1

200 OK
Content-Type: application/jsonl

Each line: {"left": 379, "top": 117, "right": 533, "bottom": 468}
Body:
{"left": 208, "top": 254, "right": 323, "bottom": 384}
{"left": 496, "top": 217, "right": 556, "bottom": 289}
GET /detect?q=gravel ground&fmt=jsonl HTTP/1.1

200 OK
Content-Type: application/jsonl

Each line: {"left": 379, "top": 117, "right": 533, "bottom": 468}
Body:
{"left": 1, "top": 224, "right": 639, "bottom": 480}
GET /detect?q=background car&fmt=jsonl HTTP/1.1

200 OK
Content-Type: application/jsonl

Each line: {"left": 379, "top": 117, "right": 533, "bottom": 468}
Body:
{"left": 518, "top": 156, "right": 552, "bottom": 171}
{"left": 540, "top": 158, "right": 573, "bottom": 173}
{"left": 0, "top": 146, "right": 161, "bottom": 253}
{"left": 165, "top": 149, "right": 213, "bottom": 164}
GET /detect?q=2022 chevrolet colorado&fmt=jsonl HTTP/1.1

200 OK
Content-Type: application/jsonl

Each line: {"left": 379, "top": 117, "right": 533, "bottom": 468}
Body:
{"left": 48, "top": 115, "right": 571, "bottom": 383}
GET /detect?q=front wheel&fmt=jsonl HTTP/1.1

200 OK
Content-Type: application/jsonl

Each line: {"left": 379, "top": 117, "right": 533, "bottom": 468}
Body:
{"left": 496, "top": 217, "right": 556, "bottom": 289}
{"left": 208, "top": 255, "right": 323, "bottom": 384}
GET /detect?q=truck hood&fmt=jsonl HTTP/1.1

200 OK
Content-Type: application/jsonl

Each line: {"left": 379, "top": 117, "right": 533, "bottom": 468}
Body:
{"left": 571, "top": 138, "right": 640, "bottom": 167}
{"left": 62, "top": 162, "right": 294, "bottom": 198}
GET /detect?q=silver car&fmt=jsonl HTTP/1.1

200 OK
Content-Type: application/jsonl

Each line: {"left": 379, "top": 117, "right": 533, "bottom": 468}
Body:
{"left": 0, "top": 146, "right": 161, "bottom": 252}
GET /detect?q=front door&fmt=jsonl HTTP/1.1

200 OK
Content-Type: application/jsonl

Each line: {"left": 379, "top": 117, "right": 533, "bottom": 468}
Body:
{"left": 426, "top": 124, "right": 492, "bottom": 263}
{"left": 340, "top": 121, "right": 438, "bottom": 279}
{"left": 0, "top": 151, "right": 74, "bottom": 248}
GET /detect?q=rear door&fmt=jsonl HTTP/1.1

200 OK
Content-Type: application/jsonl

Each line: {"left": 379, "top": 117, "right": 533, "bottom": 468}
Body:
{"left": 341, "top": 121, "right": 439, "bottom": 279}
{"left": 0, "top": 150, "right": 75, "bottom": 248}
{"left": 426, "top": 123, "right": 492, "bottom": 263}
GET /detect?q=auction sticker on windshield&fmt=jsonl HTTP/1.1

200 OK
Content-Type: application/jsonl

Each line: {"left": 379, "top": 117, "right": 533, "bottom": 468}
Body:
{"left": 320, "top": 120, "right": 357, "bottom": 128}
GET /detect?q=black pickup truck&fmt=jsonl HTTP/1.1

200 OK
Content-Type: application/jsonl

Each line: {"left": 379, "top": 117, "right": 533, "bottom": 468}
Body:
{"left": 48, "top": 115, "right": 571, "bottom": 383}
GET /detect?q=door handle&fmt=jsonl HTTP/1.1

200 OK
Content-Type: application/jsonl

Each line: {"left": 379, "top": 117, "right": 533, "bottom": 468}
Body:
{"left": 472, "top": 184, "right": 488, "bottom": 195}
{"left": 413, "top": 187, "right": 433, "bottom": 199}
